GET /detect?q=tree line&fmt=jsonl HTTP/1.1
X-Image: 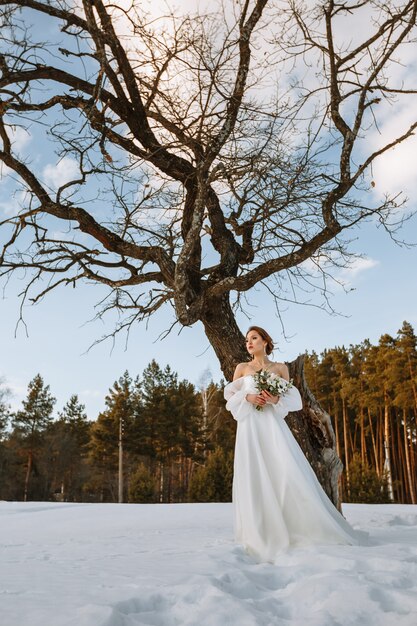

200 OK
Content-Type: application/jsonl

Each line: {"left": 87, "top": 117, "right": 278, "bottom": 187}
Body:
{"left": 0, "top": 361, "right": 235, "bottom": 504}
{"left": 0, "top": 320, "right": 416, "bottom": 504}
{"left": 304, "top": 321, "right": 417, "bottom": 504}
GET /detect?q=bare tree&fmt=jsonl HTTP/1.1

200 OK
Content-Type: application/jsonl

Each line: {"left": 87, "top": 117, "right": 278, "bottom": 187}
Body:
{"left": 1, "top": 0, "right": 416, "bottom": 505}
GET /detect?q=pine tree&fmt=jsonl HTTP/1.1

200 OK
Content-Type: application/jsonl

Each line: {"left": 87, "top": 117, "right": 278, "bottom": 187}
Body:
{"left": 204, "top": 381, "right": 236, "bottom": 456}
{"left": 395, "top": 322, "right": 417, "bottom": 503}
{"left": 360, "top": 341, "right": 382, "bottom": 474}
{"left": 128, "top": 463, "right": 157, "bottom": 503}
{"left": 43, "top": 395, "right": 91, "bottom": 501}
{"left": 188, "top": 447, "right": 233, "bottom": 502}
{"left": 137, "top": 360, "right": 205, "bottom": 502}
{"left": 347, "top": 453, "right": 390, "bottom": 504}
{"left": 376, "top": 334, "right": 397, "bottom": 501}
{"left": 12, "top": 374, "right": 56, "bottom": 501}
{"left": 331, "top": 346, "right": 352, "bottom": 497}
{"left": 397, "top": 321, "right": 417, "bottom": 413}
{"left": 88, "top": 371, "right": 136, "bottom": 502}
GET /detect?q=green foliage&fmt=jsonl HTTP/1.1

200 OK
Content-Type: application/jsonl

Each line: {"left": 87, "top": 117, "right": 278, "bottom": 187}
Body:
{"left": 10, "top": 374, "right": 56, "bottom": 500}
{"left": 203, "top": 382, "right": 236, "bottom": 455}
{"left": 87, "top": 371, "right": 137, "bottom": 501}
{"left": 346, "top": 453, "right": 390, "bottom": 504}
{"left": 12, "top": 374, "right": 56, "bottom": 443}
{"left": 188, "top": 447, "right": 234, "bottom": 502}
{"left": 42, "top": 395, "right": 92, "bottom": 501}
{"left": 128, "top": 463, "right": 157, "bottom": 503}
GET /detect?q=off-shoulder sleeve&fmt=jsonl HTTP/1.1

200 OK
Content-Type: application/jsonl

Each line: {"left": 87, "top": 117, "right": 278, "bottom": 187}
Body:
{"left": 224, "top": 378, "right": 252, "bottom": 423}
{"left": 272, "top": 381, "right": 303, "bottom": 420}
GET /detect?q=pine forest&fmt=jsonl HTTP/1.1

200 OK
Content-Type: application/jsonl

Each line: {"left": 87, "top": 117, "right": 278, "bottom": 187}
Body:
{"left": 0, "top": 321, "right": 416, "bottom": 505}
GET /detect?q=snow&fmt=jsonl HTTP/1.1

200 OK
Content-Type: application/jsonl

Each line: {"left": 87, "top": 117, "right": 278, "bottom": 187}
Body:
{"left": 1, "top": 502, "right": 417, "bottom": 626}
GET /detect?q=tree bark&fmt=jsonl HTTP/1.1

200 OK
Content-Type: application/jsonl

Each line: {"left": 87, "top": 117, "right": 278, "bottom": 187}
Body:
{"left": 402, "top": 409, "right": 415, "bottom": 504}
{"left": 410, "top": 427, "right": 416, "bottom": 502}
{"left": 286, "top": 356, "right": 344, "bottom": 511}
{"left": 368, "top": 408, "right": 379, "bottom": 476}
{"left": 201, "top": 294, "right": 248, "bottom": 378}
{"left": 383, "top": 391, "right": 394, "bottom": 501}
{"left": 24, "top": 450, "right": 32, "bottom": 502}
{"left": 341, "top": 396, "right": 350, "bottom": 498}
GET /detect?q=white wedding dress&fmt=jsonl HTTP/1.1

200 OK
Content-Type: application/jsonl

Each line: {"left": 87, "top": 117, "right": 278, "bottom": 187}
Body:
{"left": 224, "top": 374, "right": 364, "bottom": 563}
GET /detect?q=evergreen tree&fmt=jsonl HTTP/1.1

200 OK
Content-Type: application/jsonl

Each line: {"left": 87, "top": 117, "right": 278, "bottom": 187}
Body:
{"left": 188, "top": 447, "right": 233, "bottom": 502}
{"left": 347, "top": 453, "right": 390, "bottom": 504}
{"left": 128, "top": 463, "right": 157, "bottom": 503}
{"left": 360, "top": 341, "right": 382, "bottom": 473}
{"left": 12, "top": 374, "right": 56, "bottom": 501}
{"left": 331, "top": 346, "right": 352, "bottom": 497}
{"left": 394, "top": 322, "right": 417, "bottom": 503}
{"left": 375, "top": 334, "right": 397, "bottom": 501}
{"left": 139, "top": 360, "right": 204, "bottom": 502}
{"left": 396, "top": 321, "right": 417, "bottom": 414}
{"left": 88, "top": 371, "right": 136, "bottom": 502}
{"left": 43, "top": 395, "right": 91, "bottom": 501}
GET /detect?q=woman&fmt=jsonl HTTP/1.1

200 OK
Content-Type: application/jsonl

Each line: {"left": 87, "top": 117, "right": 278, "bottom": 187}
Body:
{"left": 224, "top": 326, "right": 364, "bottom": 563}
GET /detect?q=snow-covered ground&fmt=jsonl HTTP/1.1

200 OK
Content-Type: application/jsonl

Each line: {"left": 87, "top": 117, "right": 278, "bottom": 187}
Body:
{"left": 1, "top": 502, "right": 417, "bottom": 626}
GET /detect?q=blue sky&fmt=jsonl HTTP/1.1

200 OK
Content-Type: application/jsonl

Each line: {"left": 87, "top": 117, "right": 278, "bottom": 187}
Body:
{"left": 1, "top": 1, "right": 417, "bottom": 418}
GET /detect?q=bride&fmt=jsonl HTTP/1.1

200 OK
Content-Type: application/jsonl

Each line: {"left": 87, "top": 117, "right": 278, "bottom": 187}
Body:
{"left": 224, "top": 325, "right": 364, "bottom": 563}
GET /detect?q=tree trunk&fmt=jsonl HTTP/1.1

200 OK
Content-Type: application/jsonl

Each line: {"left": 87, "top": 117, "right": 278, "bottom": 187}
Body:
{"left": 24, "top": 450, "right": 33, "bottom": 502}
{"left": 341, "top": 397, "right": 350, "bottom": 499}
{"left": 410, "top": 425, "right": 416, "bottom": 502}
{"left": 360, "top": 406, "right": 367, "bottom": 465}
{"left": 167, "top": 458, "right": 172, "bottom": 503}
{"left": 118, "top": 417, "right": 123, "bottom": 503}
{"left": 201, "top": 294, "right": 248, "bottom": 377}
{"left": 159, "top": 461, "right": 164, "bottom": 503}
{"left": 368, "top": 408, "right": 379, "bottom": 476}
{"left": 403, "top": 409, "right": 416, "bottom": 504}
{"left": 395, "top": 414, "right": 404, "bottom": 503}
{"left": 378, "top": 407, "right": 384, "bottom": 476}
{"left": 333, "top": 393, "right": 341, "bottom": 460}
{"left": 383, "top": 391, "right": 394, "bottom": 501}
{"left": 286, "top": 356, "right": 344, "bottom": 511}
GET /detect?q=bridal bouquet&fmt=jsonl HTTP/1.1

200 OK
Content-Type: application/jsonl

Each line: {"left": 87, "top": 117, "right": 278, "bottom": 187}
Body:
{"left": 253, "top": 370, "right": 293, "bottom": 411}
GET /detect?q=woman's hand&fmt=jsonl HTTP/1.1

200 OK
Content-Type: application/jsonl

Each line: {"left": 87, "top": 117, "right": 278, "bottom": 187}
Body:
{"left": 245, "top": 393, "right": 266, "bottom": 407}
{"left": 260, "top": 390, "right": 280, "bottom": 405}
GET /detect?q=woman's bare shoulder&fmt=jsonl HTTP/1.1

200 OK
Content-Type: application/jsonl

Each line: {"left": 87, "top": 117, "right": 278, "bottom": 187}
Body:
{"left": 233, "top": 362, "right": 251, "bottom": 380}
{"left": 270, "top": 361, "right": 290, "bottom": 380}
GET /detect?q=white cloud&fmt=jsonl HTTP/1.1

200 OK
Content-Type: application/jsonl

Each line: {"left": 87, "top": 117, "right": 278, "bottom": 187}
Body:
{"left": 301, "top": 254, "right": 379, "bottom": 291}
{"left": 10, "top": 126, "right": 32, "bottom": 153}
{"left": 79, "top": 388, "right": 102, "bottom": 398}
{"left": 339, "top": 257, "right": 379, "bottom": 280}
{"left": 0, "top": 188, "right": 31, "bottom": 216}
{"left": 367, "top": 102, "right": 417, "bottom": 200}
{"left": 43, "top": 157, "right": 80, "bottom": 190}
{"left": 0, "top": 375, "right": 28, "bottom": 411}
{"left": 0, "top": 162, "right": 13, "bottom": 184}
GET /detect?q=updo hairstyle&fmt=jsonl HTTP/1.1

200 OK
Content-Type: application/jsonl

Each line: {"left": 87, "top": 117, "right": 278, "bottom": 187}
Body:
{"left": 246, "top": 326, "right": 275, "bottom": 355}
